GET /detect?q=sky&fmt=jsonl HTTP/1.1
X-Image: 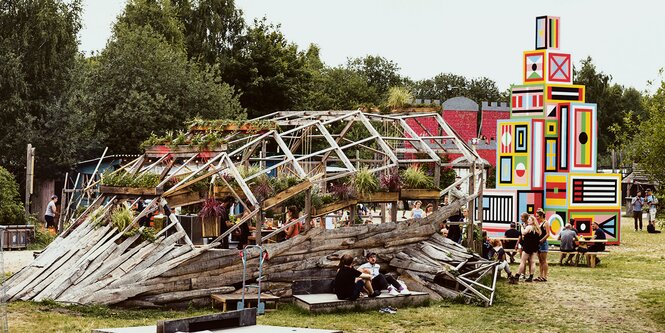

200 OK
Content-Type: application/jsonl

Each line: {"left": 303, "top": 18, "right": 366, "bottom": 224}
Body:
{"left": 79, "top": 0, "right": 665, "bottom": 92}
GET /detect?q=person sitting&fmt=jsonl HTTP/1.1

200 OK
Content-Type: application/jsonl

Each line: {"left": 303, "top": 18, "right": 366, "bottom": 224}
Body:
{"left": 358, "top": 252, "right": 409, "bottom": 296}
{"left": 481, "top": 230, "right": 492, "bottom": 259}
{"left": 334, "top": 254, "right": 378, "bottom": 300}
{"left": 557, "top": 222, "right": 577, "bottom": 265}
{"left": 503, "top": 222, "right": 520, "bottom": 263}
{"left": 647, "top": 223, "right": 662, "bottom": 233}
{"left": 586, "top": 222, "right": 607, "bottom": 265}
{"left": 489, "top": 239, "right": 512, "bottom": 281}
{"left": 285, "top": 205, "right": 301, "bottom": 239}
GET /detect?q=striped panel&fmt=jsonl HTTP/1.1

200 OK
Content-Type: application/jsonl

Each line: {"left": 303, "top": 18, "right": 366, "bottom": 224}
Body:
{"left": 532, "top": 120, "right": 544, "bottom": 189}
{"left": 480, "top": 195, "right": 515, "bottom": 223}
{"left": 572, "top": 178, "right": 617, "bottom": 204}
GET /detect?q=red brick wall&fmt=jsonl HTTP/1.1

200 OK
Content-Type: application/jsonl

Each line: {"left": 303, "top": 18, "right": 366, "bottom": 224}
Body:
{"left": 480, "top": 111, "right": 510, "bottom": 141}
{"left": 443, "top": 110, "right": 478, "bottom": 142}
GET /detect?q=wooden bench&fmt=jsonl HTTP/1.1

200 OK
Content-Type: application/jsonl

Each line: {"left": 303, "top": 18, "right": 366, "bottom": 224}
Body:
{"left": 211, "top": 293, "right": 279, "bottom": 312}
{"left": 291, "top": 279, "right": 429, "bottom": 313}
{"left": 548, "top": 250, "right": 609, "bottom": 268}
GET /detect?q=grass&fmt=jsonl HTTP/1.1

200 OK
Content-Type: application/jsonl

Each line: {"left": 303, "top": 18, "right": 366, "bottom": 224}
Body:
{"left": 8, "top": 218, "right": 665, "bottom": 333}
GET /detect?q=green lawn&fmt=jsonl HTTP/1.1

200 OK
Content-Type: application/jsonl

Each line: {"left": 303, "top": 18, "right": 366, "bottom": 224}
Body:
{"left": 8, "top": 218, "right": 665, "bottom": 333}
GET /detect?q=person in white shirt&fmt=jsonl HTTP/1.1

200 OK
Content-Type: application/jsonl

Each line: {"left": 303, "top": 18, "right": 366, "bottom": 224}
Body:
{"left": 358, "top": 252, "right": 410, "bottom": 296}
{"left": 44, "top": 195, "right": 58, "bottom": 231}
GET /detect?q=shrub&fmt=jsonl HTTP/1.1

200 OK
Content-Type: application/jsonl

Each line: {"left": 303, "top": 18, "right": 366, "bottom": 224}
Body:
{"left": 380, "top": 168, "right": 402, "bottom": 192}
{"left": 0, "top": 166, "right": 26, "bottom": 225}
{"left": 330, "top": 182, "right": 356, "bottom": 200}
{"left": 353, "top": 167, "right": 379, "bottom": 197}
{"left": 401, "top": 165, "right": 434, "bottom": 189}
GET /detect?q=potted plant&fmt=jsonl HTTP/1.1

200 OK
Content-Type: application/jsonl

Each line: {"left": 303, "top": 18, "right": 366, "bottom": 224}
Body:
{"left": 400, "top": 165, "right": 440, "bottom": 199}
{"left": 198, "top": 197, "right": 223, "bottom": 237}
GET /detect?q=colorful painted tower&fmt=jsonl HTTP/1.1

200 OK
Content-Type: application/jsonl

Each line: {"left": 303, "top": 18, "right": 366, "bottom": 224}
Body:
{"left": 479, "top": 16, "right": 621, "bottom": 244}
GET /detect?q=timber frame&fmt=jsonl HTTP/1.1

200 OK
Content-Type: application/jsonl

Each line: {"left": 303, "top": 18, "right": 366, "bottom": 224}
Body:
{"left": 6, "top": 110, "right": 495, "bottom": 307}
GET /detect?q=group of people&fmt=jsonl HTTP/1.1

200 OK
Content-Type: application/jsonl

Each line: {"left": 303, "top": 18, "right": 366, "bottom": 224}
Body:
{"left": 334, "top": 252, "right": 410, "bottom": 303}
{"left": 631, "top": 188, "right": 660, "bottom": 233}
{"left": 486, "top": 208, "right": 607, "bottom": 284}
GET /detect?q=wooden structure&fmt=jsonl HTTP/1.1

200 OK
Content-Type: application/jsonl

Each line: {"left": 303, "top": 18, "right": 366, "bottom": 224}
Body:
{"left": 3, "top": 110, "right": 494, "bottom": 306}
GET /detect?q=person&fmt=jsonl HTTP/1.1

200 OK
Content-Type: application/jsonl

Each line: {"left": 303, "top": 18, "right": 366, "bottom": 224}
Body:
{"left": 425, "top": 203, "right": 434, "bottom": 217}
{"left": 237, "top": 210, "right": 251, "bottom": 250}
{"left": 557, "top": 222, "right": 578, "bottom": 265}
{"left": 632, "top": 191, "right": 644, "bottom": 231}
{"left": 535, "top": 208, "right": 550, "bottom": 282}
{"left": 489, "top": 239, "right": 512, "bottom": 280}
{"left": 285, "top": 205, "right": 300, "bottom": 239}
{"left": 646, "top": 189, "right": 658, "bottom": 226}
{"left": 481, "top": 230, "right": 492, "bottom": 259}
{"left": 588, "top": 222, "right": 606, "bottom": 253}
{"left": 219, "top": 197, "right": 235, "bottom": 248}
{"left": 358, "top": 252, "right": 409, "bottom": 296}
{"left": 439, "top": 221, "right": 449, "bottom": 237}
{"left": 334, "top": 254, "right": 377, "bottom": 300}
{"left": 401, "top": 200, "right": 409, "bottom": 219}
{"left": 647, "top": 223, "right": 662, "bottom": 233}
{"left": 574, "top": 233, "right": 589, "bottom": 266}
{"left": 512, "top": 215, "right": 541, "bottom": 283}
{"left": 44, "top": 195, "right": 58, "bottom": 231}
{"left": 411, "top": 200, "right": 424, "bottom": 218}
{"left": 503, "top": 222, "right": 520, "bottom": 263}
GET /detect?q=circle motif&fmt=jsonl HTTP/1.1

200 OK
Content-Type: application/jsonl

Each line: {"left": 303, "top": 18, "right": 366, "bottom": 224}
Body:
{"left": 579, "top": 132, "right": 588, "bottom": 144}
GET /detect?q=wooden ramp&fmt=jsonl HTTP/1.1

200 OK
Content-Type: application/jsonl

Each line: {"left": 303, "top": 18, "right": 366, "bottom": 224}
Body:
{"left": 293, "top": 292, "right": 430, "bottom": 313}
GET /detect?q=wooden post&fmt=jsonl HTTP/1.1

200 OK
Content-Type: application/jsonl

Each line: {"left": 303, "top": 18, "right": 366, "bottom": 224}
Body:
{"left": 391, "top": 201, "right": 398, "bottom": 223}
{"left": 25, "top": 143, "right": 35, "bottom": 215}
{"left": 476, "top": 166, "right": 484, "bottom": 234}
{"left": 350, "top": 204, "right": 357, "bottom": 225}
{"left": 255, "top": 211, "right": 263, "bottom": 246}
{"left": 304, "top": 188, "right": 312, "bottom": 231}
{"left": 58, "top": 172, "right": 68, "bottom": 233}
{"left": 381, "top": 203, "right": 386, "bottom": 223}
{"left": 466, "top": 161, "right": 476, "bottom": 249}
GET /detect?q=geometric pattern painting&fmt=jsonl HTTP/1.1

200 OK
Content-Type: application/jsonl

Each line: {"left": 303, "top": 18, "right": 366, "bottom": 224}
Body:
{"left": 474, "top": 190, "right": 517, "bottom": 238}
{"left": 497, "top": 120, "right": 531, "bottom": 188}
{"left": 524, "top": 50, "right": 546, "bottom": 82}
{"left": 492, "top": 16, "right": 621, "bottom": 245}
{"left": 569, "top": 104, "right": 597, "bottom": 172}
{"left": 548, "top": 52, "right": 571, "bottom": 83}
{"left": 568, "top": 173, "right": 621, "bottom": 209}
{"left": 568, "top": 210, "right": 620, "bottom": 244}
{"left": 544, "top": 173, "right": 568, "bottom": 208}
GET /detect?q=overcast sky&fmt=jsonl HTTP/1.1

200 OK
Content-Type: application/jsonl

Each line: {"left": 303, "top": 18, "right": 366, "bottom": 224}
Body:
{"left": 79, "top": 0, "right": 665, "bottom": 92}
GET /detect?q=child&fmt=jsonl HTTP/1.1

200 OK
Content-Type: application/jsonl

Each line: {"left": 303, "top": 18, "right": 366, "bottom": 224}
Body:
{"left": 490, "top": 239, "right": 513, "bottom": 282}
{"left": 334, "top": 254, "right": 377, "bottom": 300}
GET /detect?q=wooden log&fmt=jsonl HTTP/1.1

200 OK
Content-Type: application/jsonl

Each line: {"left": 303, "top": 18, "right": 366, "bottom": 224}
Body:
{"left": 399, "top": 188, "right": 441, "bottom": 200}
{"left": 357, "top": 191, "right": 400, "bottom": 203}
{"left": 139, "top": 286, "right": 235, "bottom": 305}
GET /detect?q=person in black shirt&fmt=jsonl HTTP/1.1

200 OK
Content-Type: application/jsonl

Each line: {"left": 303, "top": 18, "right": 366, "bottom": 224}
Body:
{"left": 588, "top": 222, "right": 606, "bottom": 252}
{"left": 513, "top": 215, "right": 541, "bottom": 283}
{"left": 503, "top": 222, "right": 520, "bottom": 263}
{"left": 334, "top": 254, "right": 376, "bottom": 300}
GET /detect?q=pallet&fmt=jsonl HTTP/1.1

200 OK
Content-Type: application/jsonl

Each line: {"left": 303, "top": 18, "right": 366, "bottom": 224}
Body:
{"left": 211, "top": 293, "right": 280, "bottom": 312}
{"left": 357, "top": 191, "right": 399, "bottom": 203}
{"left": 262, "top": 180, "right": 312, "bottom": 210}
{"left": 293, "top": 292, "right": 430, "bottom": 313}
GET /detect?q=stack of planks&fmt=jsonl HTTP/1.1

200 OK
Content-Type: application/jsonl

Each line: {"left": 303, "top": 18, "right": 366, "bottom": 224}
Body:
{"left": 3, "top": 196, "right": 498, "bottom": 306}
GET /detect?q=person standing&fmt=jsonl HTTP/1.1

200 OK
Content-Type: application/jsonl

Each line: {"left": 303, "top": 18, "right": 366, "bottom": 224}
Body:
{"left": 411, "top": 200, "right": 424, "bottom": 218}
{"left": 632, "top": 191, "right": 644, "bottom": 231}
{"left": 512, "top": 215, "right": 541, "bottom": 283}
{"left": 646, "top": 189, "right": 658, "bottom": 226}
{"left": 535, "top": 208, "right": 550, "bottom": 282}
{"left": 44, "top": 195, "right": 58, "bottom": 232}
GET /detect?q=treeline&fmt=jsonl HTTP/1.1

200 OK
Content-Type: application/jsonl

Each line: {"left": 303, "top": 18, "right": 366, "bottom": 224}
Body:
{"left": 0, "top": 0, "right": 661, "bottom": 185}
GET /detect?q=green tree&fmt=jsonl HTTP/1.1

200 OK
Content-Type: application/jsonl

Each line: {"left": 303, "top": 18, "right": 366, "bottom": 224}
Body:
{"left": 411, "top": 73, "right": 503, "bottom": 105}
{"left": 347, "top": 55, "right": 404, "bottom": 99}
{"left": 628, "top": 76, "right": 665, "bottom": 182}
{"left": 0, "top": 166, "right": 26, "bottom": 225}
{"left": 0, "top": 0, "right": 83, "bottom": 179}
{"left": 223, "top": 18, "right": 311, "bottom": 118}
{"left": 116, "top": 0, "right": 185, "bottom": 48}
{"left": 85, "top": 24, "right": 244, "bottom": 153}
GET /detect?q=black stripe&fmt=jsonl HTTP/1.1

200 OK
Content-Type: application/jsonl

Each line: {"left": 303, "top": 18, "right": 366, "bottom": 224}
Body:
{"left": 551, "top": 87, "right": 581, "bottom": 93}
{"left": 550, "top": 94, "right": 580, "bottom": 101}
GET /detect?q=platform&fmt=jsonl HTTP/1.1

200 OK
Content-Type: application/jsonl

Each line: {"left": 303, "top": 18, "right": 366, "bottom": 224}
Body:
{"left": 293, "top": 291, "right": 430, "bottom": 313}
{"left": 93, "top": 325, "right": 342, "bottom": 333}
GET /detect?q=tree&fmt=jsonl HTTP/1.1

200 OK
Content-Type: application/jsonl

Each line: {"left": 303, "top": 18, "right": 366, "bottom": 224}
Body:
{"left": 0, "top": 166, "right": 26, "bottom": 225}
{"left": 85, "top": 23, "right": 244, "bottom": 154}
{"left": 628, "top": 76, "right": 665, "bottom": 182}
{"left": 411, "top": 73, "right": 504, "bottom": 105}
{"left": 116, "top": 0, "right": 185, "bottom": 48}
{"left": 0, "top": 0, "right": 83, "bottom": 179}
{"left": 223, "top": 18, "right": 311, "bottom": 118}
{"left": 347, "top": 55, "right": 404, "bottom": 99}
{"left": 174, "top": 0, "right": 245, "bottom": 66}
